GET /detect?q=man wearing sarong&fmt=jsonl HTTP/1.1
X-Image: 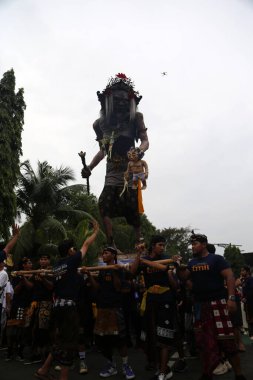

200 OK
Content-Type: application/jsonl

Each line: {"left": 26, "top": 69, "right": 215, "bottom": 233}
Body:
{"left": 131, "top": 236, "right": 178, "bottom": 380}
{"left": 25, "top": 254, "right": 53, "bottom": 364}
{"left": 185, "top": 232, "right": 247, "bottom": 380}
{"left": 85, "top": 246, "right": 135, "bottom": 379}
{"left": 36, "top": 220, "right": 99, "bottom": 380}
{"left": 6, "top": 257, "right": 34, "bottom": 361}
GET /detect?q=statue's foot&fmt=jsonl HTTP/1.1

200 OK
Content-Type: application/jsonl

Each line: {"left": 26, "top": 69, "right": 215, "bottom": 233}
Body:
{"left": 135, "top": 237, "right": 145, "bottom": 252}
{"left": 106, "top": 237, "right": 123, "bottom": 254}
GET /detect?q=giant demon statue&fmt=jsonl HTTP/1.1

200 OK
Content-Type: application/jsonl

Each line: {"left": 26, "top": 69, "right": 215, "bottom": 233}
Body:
{"left": 81, "top": 73, "right": 149, "bottom": 245}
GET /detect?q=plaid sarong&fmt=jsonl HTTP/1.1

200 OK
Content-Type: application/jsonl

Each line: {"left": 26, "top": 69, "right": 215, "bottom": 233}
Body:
{"left": 194, "top": 298, "right": 237, "bottom": 377}
{"left": 211, "top": 298, "right": 234, "bottom": 339}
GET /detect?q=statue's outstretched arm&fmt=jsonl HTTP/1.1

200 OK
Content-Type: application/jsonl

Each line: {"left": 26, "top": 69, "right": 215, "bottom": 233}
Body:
{"left": 136, "top": 112, "right": 149, "bottom": 152}
{"left": 88, "top": 149, "right": 105, "bottom": 171}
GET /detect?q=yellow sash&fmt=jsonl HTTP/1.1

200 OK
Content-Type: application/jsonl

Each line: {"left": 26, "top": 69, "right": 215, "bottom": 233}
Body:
{"left": 140, "top": 285, "right": 170, "bottom": 316}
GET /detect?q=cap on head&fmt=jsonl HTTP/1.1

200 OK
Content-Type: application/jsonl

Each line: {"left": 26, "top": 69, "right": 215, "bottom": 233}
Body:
{"left": 190, "top": 230, "right": 208, "bottom": 244}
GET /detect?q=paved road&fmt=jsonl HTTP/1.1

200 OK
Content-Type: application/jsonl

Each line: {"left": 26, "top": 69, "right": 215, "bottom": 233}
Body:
{"left": 1, "top": 336, "right": 252, "bottom": 380}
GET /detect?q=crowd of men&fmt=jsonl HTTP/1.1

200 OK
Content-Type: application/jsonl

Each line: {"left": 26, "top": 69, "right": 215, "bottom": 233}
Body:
{"left": 0, "top": 223, "right": 252, "bottom": 380}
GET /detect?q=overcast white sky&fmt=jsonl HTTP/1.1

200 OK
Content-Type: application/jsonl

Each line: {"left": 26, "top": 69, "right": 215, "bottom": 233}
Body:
{"left": 1, "top": 0, "right": 253, "bottom": 252}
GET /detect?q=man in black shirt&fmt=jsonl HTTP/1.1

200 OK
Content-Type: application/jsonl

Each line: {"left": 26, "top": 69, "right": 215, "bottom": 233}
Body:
{"left": 25, "top": 254, "right": 53, "bottom": 364}
{"left": 36, "top": 220, "right": 99, "bottom": 380}
{"left": 182, "top": 232, "right": 247, "bottom": 380}
{"left": 131, "top": 236, "right": 178, "bottom": 380}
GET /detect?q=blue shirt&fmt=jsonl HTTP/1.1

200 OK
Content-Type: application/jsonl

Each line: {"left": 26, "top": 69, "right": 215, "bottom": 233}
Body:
{"left": 187, "top": 254, "right": 230, "bottom": 302}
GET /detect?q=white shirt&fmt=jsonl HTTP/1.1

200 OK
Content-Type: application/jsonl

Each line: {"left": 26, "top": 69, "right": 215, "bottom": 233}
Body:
{"left": 2, "top": 281, "right": 13, "bottom": 309}
{"left": 0, "top": 269, "right": 9, "bottom": 304}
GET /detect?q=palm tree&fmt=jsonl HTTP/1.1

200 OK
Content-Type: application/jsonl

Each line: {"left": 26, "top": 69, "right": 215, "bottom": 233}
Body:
{"left": 15, "top": 160, "right": 102, "bottom": 261}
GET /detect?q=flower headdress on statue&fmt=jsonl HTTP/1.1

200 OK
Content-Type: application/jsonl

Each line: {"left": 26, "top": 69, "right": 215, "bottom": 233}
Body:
{"left": 97, "top": 73, "right": 142, "bottom": 108}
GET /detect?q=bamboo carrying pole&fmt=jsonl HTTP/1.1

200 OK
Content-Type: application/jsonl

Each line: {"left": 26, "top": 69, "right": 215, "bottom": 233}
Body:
{"left": 80, "top": 258, "right": 175, "bottom": 272}
{"left": 11, "top": 258, "right": 178, "bottom": 276}
{"left": 11, "top": 269, "right": 54, "bottom": 277}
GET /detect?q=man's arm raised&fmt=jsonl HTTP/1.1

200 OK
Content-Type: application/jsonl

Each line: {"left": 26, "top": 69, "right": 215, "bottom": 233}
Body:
{"left": 80, "top": 220, "right": 100, "bottom": 259}
{"left": 4, "top": 224, "right": 20, "bottom": 255}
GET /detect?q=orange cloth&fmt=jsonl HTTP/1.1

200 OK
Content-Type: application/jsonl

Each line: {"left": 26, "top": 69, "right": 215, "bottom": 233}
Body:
{"left": 138, "top": 179, "right": 144, "bottom": 213}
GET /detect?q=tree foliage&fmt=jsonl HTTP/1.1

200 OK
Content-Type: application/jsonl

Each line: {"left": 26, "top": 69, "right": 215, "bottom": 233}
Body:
{"left": 224, "top": 244, "right": 245, "bottom": 277}
{"left": 17, "top": 160, "right": 77, "bottom": 226}
{"left": 111, "top": 214, "right": 156, "bottom": 252}
{"left": 15, "top": 160, "right": 102, "bottom": 261}
{"left": 0, "top": 69, "right": 26, "bottom": 239}
{"left": 156, "top": 227, "right": 192, "bottom": 262}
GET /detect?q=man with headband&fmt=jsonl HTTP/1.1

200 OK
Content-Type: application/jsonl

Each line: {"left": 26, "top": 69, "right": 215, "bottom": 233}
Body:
{"left": 130, "top": 235, "right": 179, "bottom": 380}
{"left": 182, "top": 232, "right": 247, "bottom": 380}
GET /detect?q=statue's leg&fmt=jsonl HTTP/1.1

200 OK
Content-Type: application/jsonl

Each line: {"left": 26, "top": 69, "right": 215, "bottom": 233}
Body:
{"left": 103, "top": 216, "right": 114, "bottom": 245}
{"left": 134, "top": 225, "right": 141, "bottom": 243}
{"left": 142, "top": 179, "right": 147, "bottom": 189}
{"left": 132, "top": 180, "right": 138, "bottom": 189}
{"left": 99, "top": 186, "right": 116, "bottom": 245}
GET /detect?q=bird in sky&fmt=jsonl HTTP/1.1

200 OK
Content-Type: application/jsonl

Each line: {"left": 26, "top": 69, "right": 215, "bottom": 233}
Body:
{"left": 161, "top": 72, "right": 167, "bottom": 76}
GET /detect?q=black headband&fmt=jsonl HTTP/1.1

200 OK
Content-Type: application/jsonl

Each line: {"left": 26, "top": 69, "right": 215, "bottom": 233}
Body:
{"left": 190, "top": 232, "right": 208, "bottom": 244}
{"left": 103, "top": 246, "right": 117, "bottom": 256}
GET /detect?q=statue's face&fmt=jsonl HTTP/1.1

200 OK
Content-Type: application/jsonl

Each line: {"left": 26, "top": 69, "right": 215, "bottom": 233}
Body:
{"left": 127, "top": 148, "right": 139, "bottom": 161}
{"left": 112, "top": 90, "right": 129, "bottom": 113}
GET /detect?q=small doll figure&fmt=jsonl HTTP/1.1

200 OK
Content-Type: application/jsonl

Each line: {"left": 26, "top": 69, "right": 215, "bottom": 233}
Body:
{"left": 124, "top": 147, "right": 149, "bottom": 190}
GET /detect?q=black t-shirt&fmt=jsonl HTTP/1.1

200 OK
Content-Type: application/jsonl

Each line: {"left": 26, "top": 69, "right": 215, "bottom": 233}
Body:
{"left": 140, "top": 254, "right": 171, "bottom": 288}
{"left": 77, "top": 273, "right": 94, "bottom": 308}
{"left": 187, "top": 254, "right": 230, "bottom": 302}
{"left": 32, "top": 276, "right": 53, "bottom": 301}
{"left": 11, "top": 276, "right": 34, "bottom": 308}
{"left": 96, "top": 268, "right": 123, "bottom": 308}
{"left": 53, "top": 251, "right": 82, "bottom": 301}
{"left": 139, "top": 254, "right": 177, "bottom": 304}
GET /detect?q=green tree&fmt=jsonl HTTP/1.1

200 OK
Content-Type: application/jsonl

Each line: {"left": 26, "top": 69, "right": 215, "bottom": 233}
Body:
{"left": 157, "top": 227, "right": 192, "bottom": 262}
{"left": 224, "top": 244, "right": 245, "bottom": 277}
{"left": 15, "top": 160, "right": 100, "bottom": 261}
{"left": 59, "top": 184, "right": 101, "bottom": 229}
{"left": 0, "top": 69, "right": 26, "bottom": 239}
